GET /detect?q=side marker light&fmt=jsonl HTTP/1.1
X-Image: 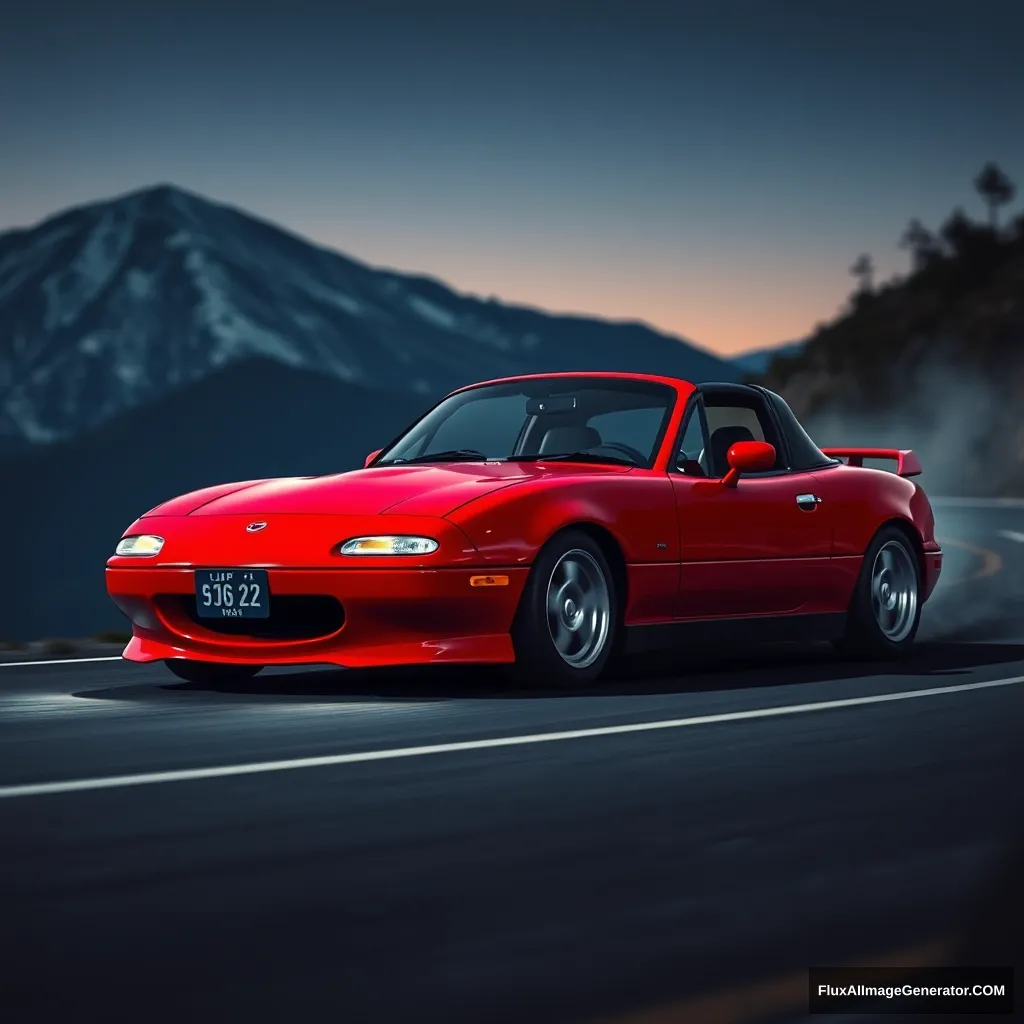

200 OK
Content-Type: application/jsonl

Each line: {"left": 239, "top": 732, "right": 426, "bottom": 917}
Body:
{"left": 470, "top": 575, "right": 510, "bottom": 587}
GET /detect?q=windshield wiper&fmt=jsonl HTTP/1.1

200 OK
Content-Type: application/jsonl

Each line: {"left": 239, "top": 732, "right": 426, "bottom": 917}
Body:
{"left": 380, "top": 448, "right": 490, "bottom": 465}
{"left": 510, "top": 452, "right": 638, "bottom": 467}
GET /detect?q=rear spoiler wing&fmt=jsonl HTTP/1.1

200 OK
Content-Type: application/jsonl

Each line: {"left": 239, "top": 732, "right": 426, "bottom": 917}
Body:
{"left": 821, "top": 447, "right": 923, "bottom": 478}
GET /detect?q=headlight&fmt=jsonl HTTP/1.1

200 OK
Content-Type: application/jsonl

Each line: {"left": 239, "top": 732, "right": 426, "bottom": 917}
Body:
{"left": 338, "top": 535, "right": 439, "bottom": 556}
{"left": 115, "top": 535, "right": 165, "bottom": 556}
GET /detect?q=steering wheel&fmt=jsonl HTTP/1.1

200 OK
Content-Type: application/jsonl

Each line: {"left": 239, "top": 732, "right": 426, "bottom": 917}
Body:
{"left": 592, "top": 441, "right": 647, "bottom": 466}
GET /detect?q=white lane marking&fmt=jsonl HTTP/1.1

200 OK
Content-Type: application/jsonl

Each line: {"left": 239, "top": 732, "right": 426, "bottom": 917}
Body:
{"left": 1, "top": 674, "right": 1022, "bottom": 801}
{"left": 0, "top": 656, "right": 124, "bottom": 668}
{"left": 998, "top": 529, "right": 1024, "bottom": 544}
{"left": 931, "top": 496, "right": 1024, "bottom": 508}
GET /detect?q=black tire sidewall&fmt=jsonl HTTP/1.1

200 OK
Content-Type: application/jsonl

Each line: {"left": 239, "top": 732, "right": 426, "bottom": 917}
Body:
{"left": 509, "top": 530, "right": 619, "bottom": 687}
{"left": 845, "top": 526, "right": 922, "bottom": 657}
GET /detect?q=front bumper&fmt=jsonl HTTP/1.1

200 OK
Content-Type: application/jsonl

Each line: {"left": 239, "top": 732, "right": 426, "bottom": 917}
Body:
{"left": 106, "top": 565, "right": 528, "bottom": 668}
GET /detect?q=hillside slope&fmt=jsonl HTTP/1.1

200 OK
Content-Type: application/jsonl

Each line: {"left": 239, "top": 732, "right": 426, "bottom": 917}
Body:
{"left": 730, "top": 340, "right": 805, "bottom": 375}
{"left": 758, "top": 212, "right": 1024, "bottom": 495}
{"left": 1, "top": 358, "right": 420, "bottom": 640}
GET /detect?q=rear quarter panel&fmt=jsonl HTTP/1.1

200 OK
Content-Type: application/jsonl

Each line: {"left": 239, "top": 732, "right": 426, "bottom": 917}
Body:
{"left": 824, "top": 464, "right": 935, "bottom": 555}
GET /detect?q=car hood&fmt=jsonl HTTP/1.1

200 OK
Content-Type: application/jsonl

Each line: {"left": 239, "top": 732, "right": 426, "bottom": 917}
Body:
{"left": 172, "top": 462, "right": 540, "bottom": 518}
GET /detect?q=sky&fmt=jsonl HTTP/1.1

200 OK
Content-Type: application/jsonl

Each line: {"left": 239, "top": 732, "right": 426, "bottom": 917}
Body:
{"left": 2, "top": 0, "right": 1023, "bottom": 356}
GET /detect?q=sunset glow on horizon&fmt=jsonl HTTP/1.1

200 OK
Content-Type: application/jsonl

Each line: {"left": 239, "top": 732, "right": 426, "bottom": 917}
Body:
{"left": 3, "top": 0, "right": 1022, "bottom": 356}
{"left": 0, "top": 181, "right": 852, "bottom": 354}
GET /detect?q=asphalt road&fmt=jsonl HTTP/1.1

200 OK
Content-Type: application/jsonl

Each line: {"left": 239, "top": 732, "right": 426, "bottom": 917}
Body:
{"left": 1, "top": 500, "right": 1023, "bottom": 1023}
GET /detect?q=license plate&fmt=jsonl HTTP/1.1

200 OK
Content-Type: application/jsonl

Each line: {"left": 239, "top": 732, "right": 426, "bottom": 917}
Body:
{"left": 194, "top": 569, "right": 270, "bottom": 619}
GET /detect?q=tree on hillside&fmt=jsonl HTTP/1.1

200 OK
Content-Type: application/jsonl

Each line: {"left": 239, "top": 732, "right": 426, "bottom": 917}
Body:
{"left": 849, "top": 253, "right": 874, "bottom": 291}
{"left": 939, "top": 209, "right": 975, "bottom": 256}
{"left": 937, "top": 207, "right": 1008, "bottom": 289}
{"left": 898, "top": 218, "right": 941, "bottom": 271}
{"left": 973, "top": 162, "right": 1016, "bottom": 230}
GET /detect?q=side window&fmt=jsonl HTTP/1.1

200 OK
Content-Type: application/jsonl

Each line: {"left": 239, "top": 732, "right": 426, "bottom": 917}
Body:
{"left": 702, "top": 401, "right": 784, "bottom": 477}
{"left": 674, "top": 405, "right": 708, "bottom": 475}
{"left": 704, "top": 405, "right": 767, "bottom": 443}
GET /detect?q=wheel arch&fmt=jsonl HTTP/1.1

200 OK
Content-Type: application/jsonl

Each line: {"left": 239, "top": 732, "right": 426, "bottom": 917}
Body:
{"left": 531, "top": 520, "right": 629, "bottom": 616}
{"left": 876, "top": 516, "right": 927, "bottom": 583}
{"left": 505, "top": 519, "right": 626, "bottom": 686}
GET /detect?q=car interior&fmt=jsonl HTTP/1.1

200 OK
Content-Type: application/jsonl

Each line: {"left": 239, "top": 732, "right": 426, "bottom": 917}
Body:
{"left": 537, "top": 424, "right": 602, "bottom": 454}
{"left": 526, "top": 386, "right": 792, "bottom": 476}
{"left": 677, "top": 389, "right": 788, "bottom": 478}
{"left": 516, "top": 385, "right": 673, "bottom": 465}
{"left": 395, "top": 380, "right": 803, "bottom": 475}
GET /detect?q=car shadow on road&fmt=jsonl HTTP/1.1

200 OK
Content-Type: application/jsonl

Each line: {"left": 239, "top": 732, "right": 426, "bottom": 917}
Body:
{"left": 160, "top": 639, "right": 1024, "bottom": 704}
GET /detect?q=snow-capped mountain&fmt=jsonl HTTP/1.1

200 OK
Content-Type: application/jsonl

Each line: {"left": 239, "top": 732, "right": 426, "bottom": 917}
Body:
{"left": 0, "top": 184, "right": 738, "bottom": 447}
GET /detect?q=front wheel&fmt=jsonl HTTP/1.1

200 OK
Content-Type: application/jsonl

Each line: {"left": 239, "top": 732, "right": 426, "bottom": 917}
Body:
{"left": 164, "top": 660, "right": 263, "bottom": 685}
{"left": 507, "top": 530, "right": 618, "bottom": 688}
{"left": 834, "top": 525, "right": 921, "bottom": 660}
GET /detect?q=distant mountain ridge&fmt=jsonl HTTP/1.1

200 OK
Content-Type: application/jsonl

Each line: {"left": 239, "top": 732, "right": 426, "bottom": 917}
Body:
{"left": 0, "top": 184, "right": 738, "bottom": 448}
{"left": 729, "top": 340, "right": 806, "bottom": 375}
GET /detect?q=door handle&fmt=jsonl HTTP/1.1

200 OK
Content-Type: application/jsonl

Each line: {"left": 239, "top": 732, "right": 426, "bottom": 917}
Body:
{"left": 796, "top": 493, "right": 822, "bottom": 510}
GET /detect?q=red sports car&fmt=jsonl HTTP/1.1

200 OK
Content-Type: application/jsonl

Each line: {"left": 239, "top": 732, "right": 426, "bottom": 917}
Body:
{"left": 106, "top": 372, "right": 942, "bottom": 687}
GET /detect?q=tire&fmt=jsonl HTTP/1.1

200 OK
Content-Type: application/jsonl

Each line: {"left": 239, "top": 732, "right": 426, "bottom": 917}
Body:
{"left": 833, "top": 525, "right": 922, "bottom": 660}
{"left": 506, "top": 529, "right": 619, "bottom": 688}
{"left": 164, "top": 660, "right": 263, "bottom": 685}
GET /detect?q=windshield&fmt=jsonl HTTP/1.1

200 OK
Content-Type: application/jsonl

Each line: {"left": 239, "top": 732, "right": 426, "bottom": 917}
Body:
{"left": 375, "top": 377, "right": 676, "bottom": 468}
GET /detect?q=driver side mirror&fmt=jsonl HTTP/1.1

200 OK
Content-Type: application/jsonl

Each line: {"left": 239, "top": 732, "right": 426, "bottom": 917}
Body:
{"left": 722, "top": 441, "right": 775, "bottom": 487}
{"left": 364, "top": 448, "right": 383, "bottom": 468}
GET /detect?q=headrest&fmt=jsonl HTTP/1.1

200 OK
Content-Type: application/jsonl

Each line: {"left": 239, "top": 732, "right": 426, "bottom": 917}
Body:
{"left": 538, "top": 424, "right": 602, "bottom": 454}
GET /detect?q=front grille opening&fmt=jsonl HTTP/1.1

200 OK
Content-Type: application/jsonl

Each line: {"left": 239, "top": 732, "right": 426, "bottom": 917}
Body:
{"left": 177, "top": 595, "right": 345, "bottom": 640}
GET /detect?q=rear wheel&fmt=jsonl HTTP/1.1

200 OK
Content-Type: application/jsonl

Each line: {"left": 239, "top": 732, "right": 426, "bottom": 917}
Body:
{"left": 834, "top": 525, "right": 921, "bottom": 660}
{"left": 507, "top": 530, "right": 618, "bottom": 688}
{"left": 164, "top": 660, "right": 263, "bottom": 685}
